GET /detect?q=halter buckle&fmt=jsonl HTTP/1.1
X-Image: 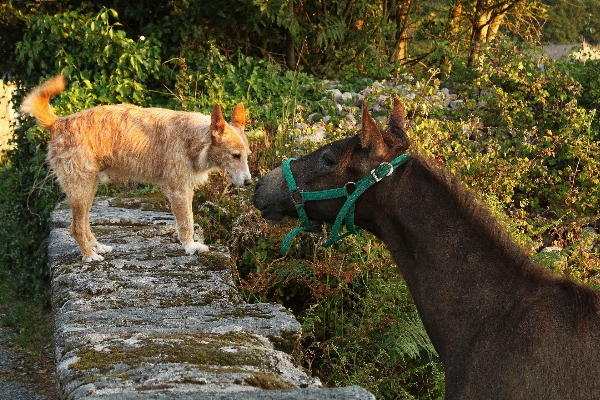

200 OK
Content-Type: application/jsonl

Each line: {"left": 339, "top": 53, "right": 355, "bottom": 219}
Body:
{"left": 371, "top": 162, "right": 394, "bottom": 182}
{"left": 291, "top": 190, "right": 304, "bottom": 205}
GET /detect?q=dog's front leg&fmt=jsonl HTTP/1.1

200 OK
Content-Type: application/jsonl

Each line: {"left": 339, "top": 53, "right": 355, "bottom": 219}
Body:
{"left": 70, "top": 201, "right": 104, "bottom": 262}
{"left": 83, "top": 193, "right": 113, "bottom": 256}
{"left": 166, "top": 187, "right": 209, "bottom": 254}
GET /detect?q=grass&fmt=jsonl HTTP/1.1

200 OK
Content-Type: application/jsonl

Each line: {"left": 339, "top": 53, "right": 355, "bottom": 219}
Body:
{"left": 0, "top": 279, "right": 54, "bottom": 359}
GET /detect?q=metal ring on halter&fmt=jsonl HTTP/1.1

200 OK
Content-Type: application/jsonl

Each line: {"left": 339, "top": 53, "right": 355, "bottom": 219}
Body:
{"left": 371, "top": 162, "right": 394, "bottom": 182}
{"left": 344, "top": 181, "right": 356, "bottom": 195}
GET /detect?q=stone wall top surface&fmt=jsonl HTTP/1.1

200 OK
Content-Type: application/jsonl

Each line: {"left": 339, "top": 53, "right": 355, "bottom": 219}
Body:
{"left": 49, "top": 195, "right": 374, "bottom": 400}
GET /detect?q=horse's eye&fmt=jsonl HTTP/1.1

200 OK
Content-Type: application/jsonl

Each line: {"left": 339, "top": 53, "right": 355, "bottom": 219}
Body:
{"left": 232, "top": 153, "right": 242, "bottom": 160}
{"left": 322, "top": 153, "right": 336, "bottom": 166}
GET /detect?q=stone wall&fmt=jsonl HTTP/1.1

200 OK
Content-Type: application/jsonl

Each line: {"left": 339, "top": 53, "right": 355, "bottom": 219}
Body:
{"left": 49, "top": 195, "right": 374, "bottom": 399}
{"left": 542, "top": 41, "right": 600, "bottom": 61}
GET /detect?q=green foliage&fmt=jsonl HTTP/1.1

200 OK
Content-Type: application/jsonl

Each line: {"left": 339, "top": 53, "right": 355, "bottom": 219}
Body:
{"left": 302, "top": 263, "right": 444, "bottom": 399}
{"left": 423, "top": 40, "right": 600, "bottom": 252}
{"left": 542, "top": 0, "right": 600, "bottom": 43}
{"left": 252, "top": 0, "right": 397, "bottom": 78}
{"left": 15, "top": 7, "right": 162, "bottom": 107}
{"left": 3, "top": 0, "right": 598, "bottom": 82}
{"left": 168, "top": 48, "right": 327, "bottom": 124}
{"left": 559, "top": 59, "right": 600, "bottom": 117}
{"left": 0, "top": 124, "right": 62, "bottom": 303}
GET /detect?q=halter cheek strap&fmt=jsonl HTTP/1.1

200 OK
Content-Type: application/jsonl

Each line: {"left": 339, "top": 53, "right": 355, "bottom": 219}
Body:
{"left": 280, "top": 153, "right": 410, "bottom": 255}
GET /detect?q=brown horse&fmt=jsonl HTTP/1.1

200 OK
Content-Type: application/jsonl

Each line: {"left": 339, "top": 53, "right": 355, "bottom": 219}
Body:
{"left": 253, "top": 98, "right": 600, "bottom": 399}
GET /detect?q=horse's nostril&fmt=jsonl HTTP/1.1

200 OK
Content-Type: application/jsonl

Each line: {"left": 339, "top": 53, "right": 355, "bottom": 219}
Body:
{"left": 244, "top": 178, "right": 252, "bottom": 186}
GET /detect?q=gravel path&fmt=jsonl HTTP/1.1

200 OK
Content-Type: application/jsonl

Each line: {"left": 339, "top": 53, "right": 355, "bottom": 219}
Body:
{"left": 0, "top": 327, "right": 57, "bottom": 400}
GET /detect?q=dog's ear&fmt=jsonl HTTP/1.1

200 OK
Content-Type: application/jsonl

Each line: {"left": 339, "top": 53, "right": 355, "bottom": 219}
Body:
{"left": 210, "top": 104, "right": 226, "bottom": 137}
{"left": 230, "top": 103, "right": 245, "bottom": 130}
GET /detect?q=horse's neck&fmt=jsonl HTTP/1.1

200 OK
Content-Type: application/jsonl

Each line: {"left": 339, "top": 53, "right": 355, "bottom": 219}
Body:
{"left": 371, "top": 159, "right": 526, "bottom": 361}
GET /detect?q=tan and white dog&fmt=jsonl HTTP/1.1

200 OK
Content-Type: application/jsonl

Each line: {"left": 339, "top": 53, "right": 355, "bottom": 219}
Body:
{"left": 21, "top": 75, "right": 252, "bottom": 262}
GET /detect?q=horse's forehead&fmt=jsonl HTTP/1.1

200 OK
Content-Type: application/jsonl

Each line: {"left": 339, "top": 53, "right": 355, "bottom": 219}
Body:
{"left": 299, "top": 136, "right": 361, "bottom": 170}
{"left": 337, "top": 135, "right": 358, "bottom": 148}
{"left": 326, "top": 136, "right": 359, "bottom": 155}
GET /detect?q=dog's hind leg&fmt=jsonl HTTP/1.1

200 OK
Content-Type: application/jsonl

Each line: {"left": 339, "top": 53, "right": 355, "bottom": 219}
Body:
{"left": 164, "top": 186, "right": 209, "bottom": 254}
{"left": 67, "top": 177, "right": 104, "bottom": 262}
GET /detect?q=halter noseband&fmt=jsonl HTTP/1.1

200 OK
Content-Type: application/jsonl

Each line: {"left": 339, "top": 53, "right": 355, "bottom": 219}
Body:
{"left": 280, "top": 153, "right": 411, "bottom": 255}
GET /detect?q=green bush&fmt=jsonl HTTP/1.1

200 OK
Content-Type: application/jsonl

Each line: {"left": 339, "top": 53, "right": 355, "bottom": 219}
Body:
{"left": 0, "top": 124, "right": 61, "bottom": 303}
{"left": 302, "top": 260, "right": 444, "bottom": 399}
{"left": 558, "top": 58, "right": 599, "bottom": 119}
{"left": 419, "top": 40, "right": 600, "bottom": 282}
{"left": 16, "top": 7, "right": 163, "bottom": 108}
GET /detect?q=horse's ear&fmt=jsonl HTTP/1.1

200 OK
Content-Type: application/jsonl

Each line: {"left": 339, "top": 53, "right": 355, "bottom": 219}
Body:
{"left": 360, "top": 101, "right": 385, "bottom": 152}
{"left": 389, "top": 97, "right": 411, "bottom": 150}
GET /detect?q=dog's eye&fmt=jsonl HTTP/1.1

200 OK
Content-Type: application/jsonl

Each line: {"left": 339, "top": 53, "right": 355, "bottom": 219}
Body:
{"left": 232, "top": 153, "right": 242, "bottom": 160}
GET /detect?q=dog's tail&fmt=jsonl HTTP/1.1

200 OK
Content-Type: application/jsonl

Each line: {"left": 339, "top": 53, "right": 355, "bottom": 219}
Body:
{"left": 20, "top": 75, "right": 66, "bottom": 128}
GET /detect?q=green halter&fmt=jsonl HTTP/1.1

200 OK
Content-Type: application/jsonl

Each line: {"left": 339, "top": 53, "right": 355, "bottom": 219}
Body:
{"left": 280, "top": 152, "right": 411, "bottom": 255}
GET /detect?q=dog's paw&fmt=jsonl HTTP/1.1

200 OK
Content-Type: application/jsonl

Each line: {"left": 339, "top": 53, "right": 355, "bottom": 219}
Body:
{"left": 184, "top": 242, "right": 209, "bottom": 254}
{"left": 83, "top": 253, "right": 104, "bottom": 262}
{"left": 92, "top": 242, "right": 113, "bottom": 254}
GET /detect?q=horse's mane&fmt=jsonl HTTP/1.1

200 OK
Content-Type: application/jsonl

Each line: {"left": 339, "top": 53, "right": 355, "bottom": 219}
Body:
{"left": 412, "top": 153, "right": 599, "bottom": 325}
